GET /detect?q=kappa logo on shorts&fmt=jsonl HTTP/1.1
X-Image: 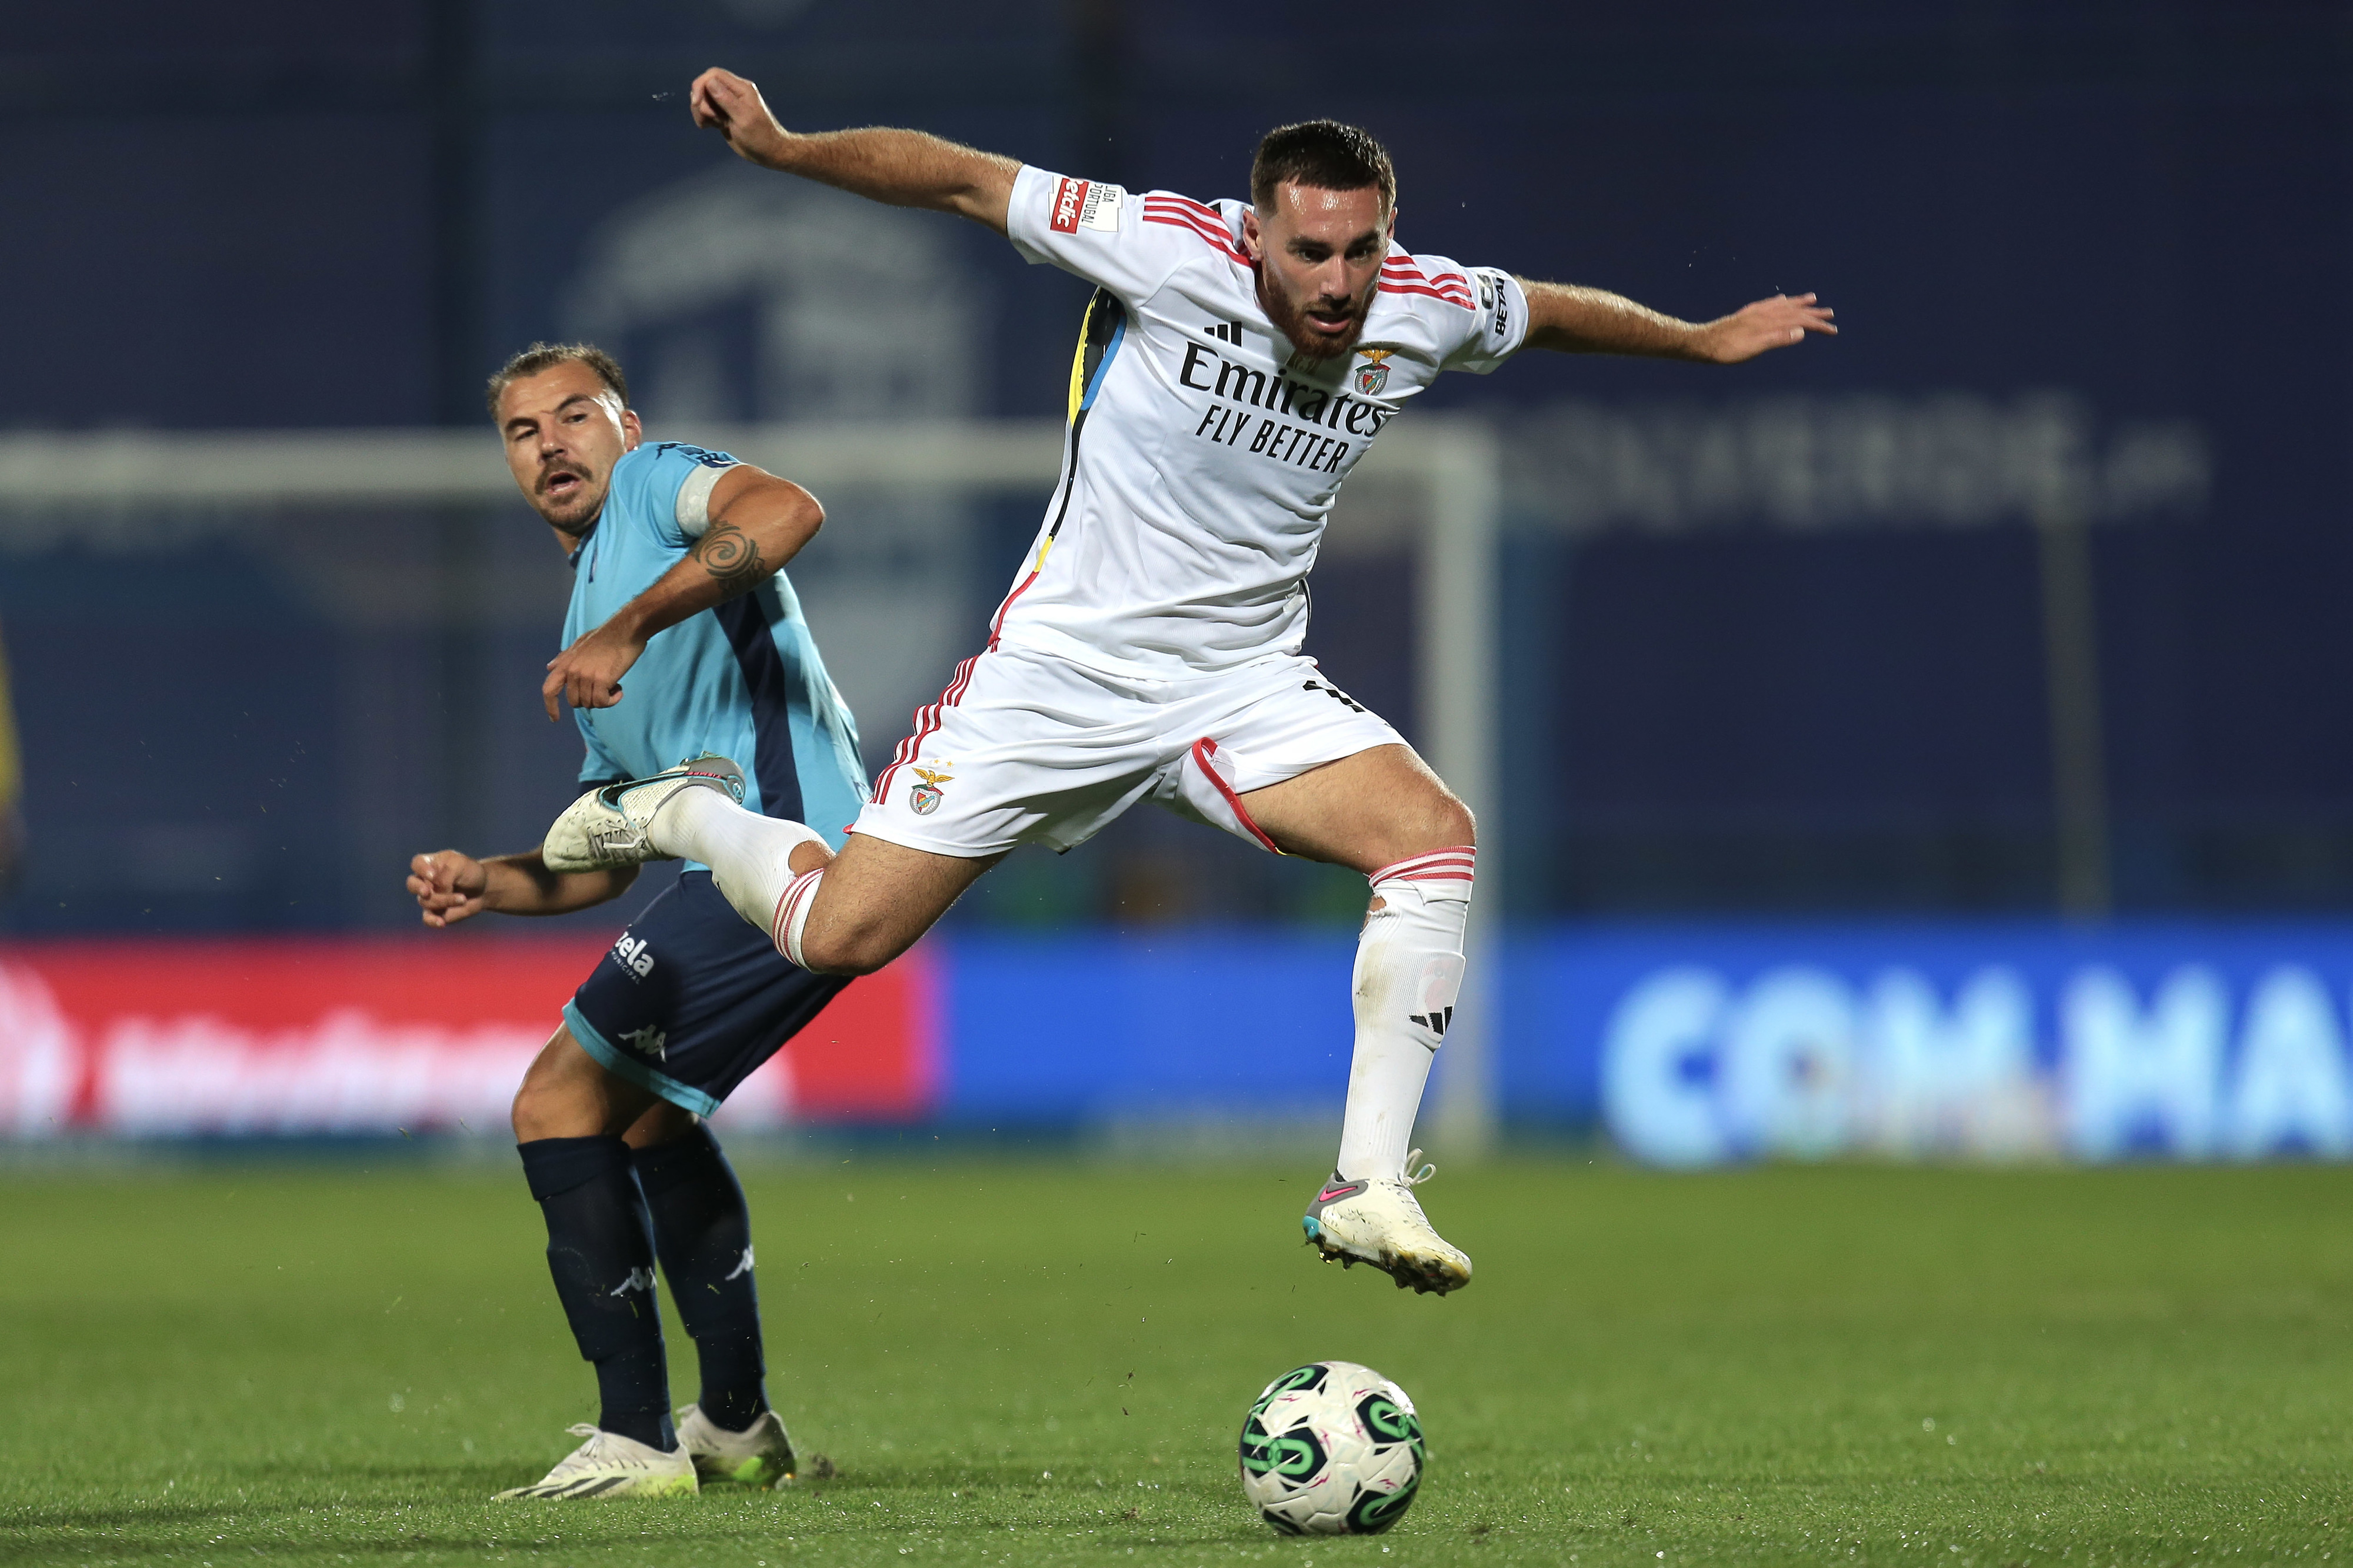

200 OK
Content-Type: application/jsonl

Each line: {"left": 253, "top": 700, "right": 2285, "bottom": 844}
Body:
{"left": 909, "top": 764, "right": 954, "bottom": 816}
{"left": 611, "top": 933, "right": 656, "bottom": 979}
{"left": 619, "top": 1025, "right": 668, "bottom": 1062}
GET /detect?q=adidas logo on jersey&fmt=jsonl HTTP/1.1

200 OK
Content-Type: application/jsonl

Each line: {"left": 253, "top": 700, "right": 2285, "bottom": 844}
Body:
{"left": 1304, "top": 678, "right": 1367, "bottom": 713}
{"left": 611, "top": 934, "right": 656, "bottom": 979}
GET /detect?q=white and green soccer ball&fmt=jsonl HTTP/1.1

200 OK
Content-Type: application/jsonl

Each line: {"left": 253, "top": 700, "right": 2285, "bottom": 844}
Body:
{"left": 1238, "top": 1360, "right": 1425, "bottom": 1536}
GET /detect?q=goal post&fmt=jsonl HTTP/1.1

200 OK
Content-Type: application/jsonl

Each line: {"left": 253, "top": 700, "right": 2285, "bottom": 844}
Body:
{"left": 1365, "top": 415, "right": 1504, "bottom": 1159}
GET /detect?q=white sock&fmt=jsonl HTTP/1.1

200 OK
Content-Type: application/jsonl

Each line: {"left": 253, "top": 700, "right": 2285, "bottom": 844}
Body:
{"left": 656, "top": 787, "right": 829, "bottom": 939}
{"left": 1332, "top": 847, "right": 1476, "bottom": 1183}
{"left": 774, "top": 867, "right": 824, "bottom": 969}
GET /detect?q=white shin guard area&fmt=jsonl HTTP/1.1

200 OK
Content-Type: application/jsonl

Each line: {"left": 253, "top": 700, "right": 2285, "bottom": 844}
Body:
{"left": 1334, "top": 848, "right": 1477, "bottom": 1182}
{"left": 656, "top": 789, "right": 828, "bottom": 940}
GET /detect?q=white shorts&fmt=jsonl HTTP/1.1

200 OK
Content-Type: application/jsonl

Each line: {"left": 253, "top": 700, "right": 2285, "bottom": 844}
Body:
{"left": 853, "top": 646, "right": 1405, "bottom": 859}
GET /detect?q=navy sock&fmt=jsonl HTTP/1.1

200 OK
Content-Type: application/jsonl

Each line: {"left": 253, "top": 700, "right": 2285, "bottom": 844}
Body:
{"left": 634, "top": 1124, "right": 769, "bottom": 1433}
{"left": 518, "top": 1136, "right": 676, "bottom": 1452}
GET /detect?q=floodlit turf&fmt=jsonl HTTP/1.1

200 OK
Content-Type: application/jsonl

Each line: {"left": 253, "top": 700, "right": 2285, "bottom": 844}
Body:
{"left": 4, "top": 1155, "right": 2351, "bottom": 1566}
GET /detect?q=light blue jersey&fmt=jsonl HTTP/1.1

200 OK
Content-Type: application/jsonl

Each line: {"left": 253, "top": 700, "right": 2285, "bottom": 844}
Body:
{"left": 564, "top": 442, "right": 866, "bottom": 857}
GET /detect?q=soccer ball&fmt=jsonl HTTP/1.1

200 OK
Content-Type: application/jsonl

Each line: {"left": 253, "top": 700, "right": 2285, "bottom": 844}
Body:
{"left": 1237, "top": 1360, "right": 1425, "bottom": 1536}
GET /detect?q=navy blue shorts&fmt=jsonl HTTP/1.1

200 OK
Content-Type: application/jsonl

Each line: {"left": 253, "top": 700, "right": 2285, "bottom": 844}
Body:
{"left": 564, "top": 871, "right": 850, "bottom": 1117}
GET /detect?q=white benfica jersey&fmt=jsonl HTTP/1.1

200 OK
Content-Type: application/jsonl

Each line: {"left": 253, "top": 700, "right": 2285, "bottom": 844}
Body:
{"left": 995, "top": 164, "right": 1529, "bottom": 678}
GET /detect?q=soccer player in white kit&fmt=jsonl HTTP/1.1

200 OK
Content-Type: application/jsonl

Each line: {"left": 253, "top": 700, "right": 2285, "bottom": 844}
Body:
{"left": 542, "top": 68, "right": 1835, "bottom": 1296}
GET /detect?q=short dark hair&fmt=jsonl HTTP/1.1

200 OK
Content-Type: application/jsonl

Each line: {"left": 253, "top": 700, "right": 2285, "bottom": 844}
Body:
{"left": 1250, "top": 120, "right": 1396, "bottom": 214}
{"left": 485, "top": 342, "right": 630, "bottom": 421}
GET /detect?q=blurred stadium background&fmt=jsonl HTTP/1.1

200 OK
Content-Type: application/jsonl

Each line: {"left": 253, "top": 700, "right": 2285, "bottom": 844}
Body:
{"left": 1, "top": 0, "right": 2348, "bottom": 1168}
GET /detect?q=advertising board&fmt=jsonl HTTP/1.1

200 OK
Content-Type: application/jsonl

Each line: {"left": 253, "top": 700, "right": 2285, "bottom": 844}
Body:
{"left": 5, "top": 925, "right": 2350, "bottom": 1165}
{"left": 0, "top": 938, "right": 936, "bottom": 1136}
{"left": 1508, "top": 925, "right": 2353, "bottom": 1165}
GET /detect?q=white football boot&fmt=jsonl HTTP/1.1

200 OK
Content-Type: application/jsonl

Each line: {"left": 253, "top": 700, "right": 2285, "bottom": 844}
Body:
{"left": 1301, "top": 1150, "right": 1473, "bottom": 1296}
{"left": 491, "top": 1424, "right": 699, "bottom": 1500}
{"left": 541, "top": 753, "right": 745, "bottom": 873}
{"left": 677, "top": 1403, "right": 798, "bottom": 1487}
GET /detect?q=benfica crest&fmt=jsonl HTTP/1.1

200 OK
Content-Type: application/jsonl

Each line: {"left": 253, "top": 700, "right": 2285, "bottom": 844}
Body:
{"left": 1354, "top": 348, "right": 1394, "bottom": 396}
{"left": 909, "top": 765, "right": 954, "bottom": 816}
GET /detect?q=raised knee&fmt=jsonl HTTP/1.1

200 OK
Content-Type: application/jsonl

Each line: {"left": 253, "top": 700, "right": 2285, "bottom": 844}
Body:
{"left": 796, "top": 908, "right": 903, "bottom": 976}
{"left": 511, "top": 1032, "right": 604, "bottom": 1142}
{"left": 1405, "top": 796, "right": 1475, "bottom": 860}
{"left": 1369, "top": 796, "right": 1476, "bottom": 888}
{"left": 510, "top": 1076, "right": 558, "bottom": 1142}
{"left": 798, "top": 927, "right": 889, "bottom": 978}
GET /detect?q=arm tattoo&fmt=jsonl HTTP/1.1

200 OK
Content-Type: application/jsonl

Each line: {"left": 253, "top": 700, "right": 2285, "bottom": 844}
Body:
{"left": 692, "top": 518, "right": 769, "bottom": 596}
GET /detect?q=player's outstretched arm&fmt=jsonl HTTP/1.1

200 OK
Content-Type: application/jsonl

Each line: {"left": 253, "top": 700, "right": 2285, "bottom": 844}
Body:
{"left": 689, "top": 66, "right": 1018, "bottom": 235}
{"left": 542, "top": 465, "right": 821, "bottom": 719}
{"left": 407, "top": 849, "right": 638, "bottom": 926}
{"left": 1519, "top": 281, "right": 1835, "bottom": 363}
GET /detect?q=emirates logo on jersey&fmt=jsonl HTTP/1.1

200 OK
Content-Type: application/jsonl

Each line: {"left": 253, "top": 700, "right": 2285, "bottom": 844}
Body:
{"left": 1354, "top": 349, "right": 1393, "bottom": 397}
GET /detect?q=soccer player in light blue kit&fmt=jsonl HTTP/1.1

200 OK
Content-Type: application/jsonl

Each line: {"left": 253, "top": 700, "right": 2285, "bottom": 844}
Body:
{"left": 405, "top": 343, "right": 865, "bottom": 1499}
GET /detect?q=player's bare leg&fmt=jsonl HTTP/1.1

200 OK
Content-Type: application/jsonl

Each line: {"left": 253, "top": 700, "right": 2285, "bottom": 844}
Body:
{"left": 772, "top": 833, "right": 1005, "bottom": 975}
{"left": 1239, "top": 742, "right": 1472, "bottom": 875}
{"left": 512, "top": 1029, "right": 685, "bottom": 1144}
{"left": 654, "top": 799, "right": 1001, "bottom": 975}
{"left": 1239, "top": 743, "right": 1478, "bottom": 1295}
{"left": 541, "top": 753, "right": 999, "bottom": 973}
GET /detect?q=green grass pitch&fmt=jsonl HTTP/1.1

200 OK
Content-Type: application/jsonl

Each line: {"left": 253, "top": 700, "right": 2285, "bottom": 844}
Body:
{"left": 4, "top": 1155, "right": 2351, "bottom": 1566}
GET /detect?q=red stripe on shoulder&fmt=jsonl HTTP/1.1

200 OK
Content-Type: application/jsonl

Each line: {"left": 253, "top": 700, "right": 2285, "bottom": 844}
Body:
{"left": 1144, "top": 206, "right": 1228, "bottom": 236}
{"left": 1382, "top": 256, "right": 1475, "bottom": 292}
{"left": 1141, "top": 201, "right": 1221, "bottom": 227}
{"left": 1144, "top": 209, "right": 1244, "bottom": 248}
{"left": 1143, "top": 210, "right": 1248, "bottom": 263}
{"left": 1144, "top": 193, "right": 1222, "bottom": 221}
{"left": 1378, "top": 281, "right": 1476, "bottom": 308}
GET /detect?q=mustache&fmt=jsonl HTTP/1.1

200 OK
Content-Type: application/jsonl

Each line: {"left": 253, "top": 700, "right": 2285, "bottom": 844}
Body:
{"left": 536, "top": 460, "right": 589, "bottom": 493}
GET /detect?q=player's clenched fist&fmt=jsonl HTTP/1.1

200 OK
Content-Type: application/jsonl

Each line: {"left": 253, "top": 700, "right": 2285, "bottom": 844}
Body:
{"left": 690, "top": 68, "right": 791, "bottom": 168}
{"left": 542, "top": 619, "right": 646, "bottom": 720}
{"left": 408, "top": 849, "right": 489, "bottom": 928}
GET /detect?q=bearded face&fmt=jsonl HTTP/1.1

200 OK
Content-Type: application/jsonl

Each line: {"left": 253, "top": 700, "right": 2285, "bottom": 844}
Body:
{"left": 1244, "top": 182, "right": 1392, "bottom": 363}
